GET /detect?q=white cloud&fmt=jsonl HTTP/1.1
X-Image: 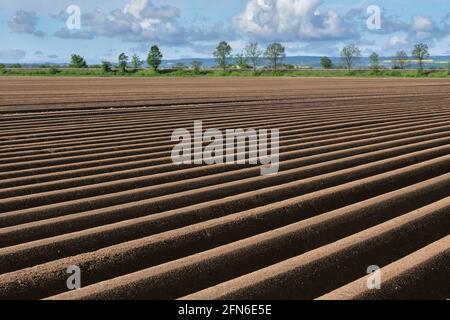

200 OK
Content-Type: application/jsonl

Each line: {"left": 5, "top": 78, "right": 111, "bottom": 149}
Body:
{"left": 8, "top": 10, "right": 45, "bottom": 36}
{"left": 0, "top": 49, "right": 27, "bottom": 61}
{"left": 233, "top": 0, "right": 356, "bottom": 42}
{"left": 123, "top": 0, "right": 180, "bottom": 20}
{"left": 388, "top": 34, "right": 408, "bottom": 47}
{"left": 411, "top": 16, "right": 433, "bottom": 32}
{"left": 52, "top": 0, "right": 232, "bottom": 44}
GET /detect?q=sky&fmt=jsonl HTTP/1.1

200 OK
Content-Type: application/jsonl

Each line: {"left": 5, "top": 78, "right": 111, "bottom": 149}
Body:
{"left": 0, "top": 0, "right": 449, "bottom": 63}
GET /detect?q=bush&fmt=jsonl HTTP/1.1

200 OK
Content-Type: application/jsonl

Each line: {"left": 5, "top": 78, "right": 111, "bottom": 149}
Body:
{"left": 49, "top": 66, "right": 60, "bottom": 75}
{"left": 388, "top": 71, "right": 402, "bottom": 77}
{"left": 101, "top": 61, "right": 112, "bottom": 73}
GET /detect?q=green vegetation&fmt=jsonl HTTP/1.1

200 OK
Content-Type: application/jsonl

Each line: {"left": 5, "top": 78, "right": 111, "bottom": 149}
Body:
{"left": 69, "top": 54, "right": 87, "bottom": 68}
{"left": 412, "top": 43, "right": 430, "bottom": 73}
{"left": 245, "top": 42, "right": 263, "bottom": 73}
{"left": 2, "top": 68, "right": 448, "bottom": 78}
{"left": 131, "top": 54, "right": 143, "bottom": 70}
{"left": 369, "top": 52, "right": 380, "bottom": 71}
{"left": 214, "top": 41, "right": 232, "bottom": 71}
{"left": 191, "top": 61, "right": 203, "bottom": 74}
{"left": 320, "top": 56, "right": 333, "bottom": 69}
{"left": 341, "top": 44, "right": 362, "bottom": 70}
{"left": 147, "top": 45, "right": 163, "bottom": 71}
{"left": 118, "top": 53, "right": 128, "bottom": 73}
{"left": 264, "top": 43, "right": 286, "bottom": 71}
{"left": 394, "top": 50, "right": 409, "bottom": 69}
{"left": 101, "top": 61, "right": 112, "bottom": 73}
{"left": 234, "top": 52, "right": 248, "bottom": 69}
{"left": 1, "top": 41, "right": 448, "bottom": 78}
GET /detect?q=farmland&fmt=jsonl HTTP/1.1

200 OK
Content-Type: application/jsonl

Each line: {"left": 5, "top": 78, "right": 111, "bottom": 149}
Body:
{"left": 0, "top": 76, "right": 449, "bottom": 300}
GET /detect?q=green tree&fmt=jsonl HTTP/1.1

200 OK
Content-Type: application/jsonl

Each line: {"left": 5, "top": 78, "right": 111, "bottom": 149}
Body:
{"left": 320, "top": 56, "right": 333, "bottom": 69}
{"left": 234, "top": 52, "right": 248, "bottom": 69}
{"left": 49, "top": 65, "right": 60, "bottom": 75}
{"left": 147, "top": 45, "right": 163, "bottom": 71}
{"left": 394, "top": 50, "right": 408, "bottom": 69}
{"left": 369, "top": 52, "right": 380, "bottom": 70}
{"left": 131, "top": 54, "right": 143, "bottom": 70}
{"left": 245, "top": 42, "right": 262, "bottom": 72}
{"left": 412, "top": 43, "right": 430, "bottom": 72}
{"left": 70, "top": 54, "right": 87, "bottom": 68}
{"left": 340, "top": 44, "right": 362, "bottom": 70}
{"left": 214, "top": 41, "right": 232, "bottom": 71}
{"left": 101, "top": 61, "right": 112, "bottom": 73}
{"left": 118, "top": 53, "right": 128, "bottom": 72}
{"left": 264, "top": 43, "right": 286, "bottom": 71}
{"left": 191, "top": 60, "right": 203, "bottom": 73}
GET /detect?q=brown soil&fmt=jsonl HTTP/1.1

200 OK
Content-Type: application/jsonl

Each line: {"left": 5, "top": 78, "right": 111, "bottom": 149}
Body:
{"left": 0, "top": 77, "right": 448, "bottom": 300}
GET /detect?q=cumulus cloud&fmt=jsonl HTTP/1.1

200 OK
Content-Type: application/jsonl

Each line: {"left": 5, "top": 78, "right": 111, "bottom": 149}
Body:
{"left": 123, "top": 0, "right": 180, "bottom": 20}
{"left": 387, "top": 34, "right": 408, "bottom": 48}
{"left": 52, "top": 0, "right": 233, "bottom": 44}
{"left": 0, "top": 49, "right": 27, "bottom": 61}
{"left": 233, "top": 0, "right": 357, "bottom": 42}
{"left": 8, "top": 11, "right": 45, "bottom": 36}
{"left": 411, "top": 16, "right": 433, "bottom": 32}
{"left": 408, "top": 15, "right": 446, "bottom": 42}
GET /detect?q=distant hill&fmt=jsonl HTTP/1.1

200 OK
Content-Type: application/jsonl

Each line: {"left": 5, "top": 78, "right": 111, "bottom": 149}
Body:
{"left": 5, "top": 55, "right": 450, "bottom": 69}
{"left": 162, "top": 55, "right": 450, "bottom": 69}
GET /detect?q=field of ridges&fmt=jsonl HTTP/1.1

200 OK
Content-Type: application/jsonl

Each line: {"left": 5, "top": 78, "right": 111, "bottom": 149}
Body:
{"left": 0, "top": 76, "right": 449, "bottom": 300}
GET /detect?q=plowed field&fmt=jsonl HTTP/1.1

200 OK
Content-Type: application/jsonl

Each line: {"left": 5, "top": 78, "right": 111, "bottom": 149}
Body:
{"left": 0, "top": 76, "right": 449, "bottom": 300}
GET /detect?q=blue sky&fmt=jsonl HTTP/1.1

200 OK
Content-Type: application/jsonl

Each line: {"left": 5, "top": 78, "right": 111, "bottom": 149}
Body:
{"left": 0, "top": 0, "right": 449, "bottom": 63}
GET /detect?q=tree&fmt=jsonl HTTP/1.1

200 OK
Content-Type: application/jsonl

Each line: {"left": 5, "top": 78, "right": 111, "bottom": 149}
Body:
{"left": 234, "top": 52, "right": 248, "bottom": 69}
{"left": 70, "top": 54, "right": 87, "bottom": 68}
{"left": 369, "top": 52, "right": 380, "bottom": 70}
{"left": 118, "top": 53, "right": 128, "bottom": 72}
{"left": 394, "top": 50, "right": 408, "bottom": 69}
{"left": 320, "top": 56, "right": 333, "bottom": 69}
{"left": 245, "top": 42, "right": 262, "bottom": 72}
{"left": 101, "top": 61, "right": 112, "bottom": 73}
{"left": 147, "top": 45, "right": 163, "bottom": 71}
{"left": 191, "top": 60, "right": 203, "bottom": 73}
{"left": 412, "top": 43, "right": 430, "bottom": 72}
{"left": 264, "top": 43, "right": 285, "bottom": 71}
{"left": 340, "top": 44, "right": 362, "bottom": 70}
{"left": 131, "top": 54, "right": 143, "bottom": 70}
{"left": 49, "top": 65, "right": 60, "bottom": 75}
{"left": 214, "top": 41, "right": 232, "bottom": 71}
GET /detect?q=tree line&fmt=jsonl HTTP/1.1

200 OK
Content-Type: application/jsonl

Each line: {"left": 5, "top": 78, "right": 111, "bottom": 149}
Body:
{"left": 323, "top": 42, "right": 431, "bottom": 72}
{"left": 68, "top": 45, "right": 163, "bottom": 73}
{"left": 65, "top": 41, "right": 431, "bottom": 73}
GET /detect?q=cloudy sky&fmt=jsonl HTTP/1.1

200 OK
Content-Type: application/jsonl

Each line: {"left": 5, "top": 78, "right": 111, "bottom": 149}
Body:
{"left": 0, "top": 0, "right": 449, "bottom": 63}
